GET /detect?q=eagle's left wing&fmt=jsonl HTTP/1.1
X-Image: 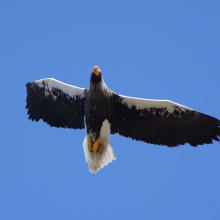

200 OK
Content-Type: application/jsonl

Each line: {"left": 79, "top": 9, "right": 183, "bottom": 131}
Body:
{"left": 111, "top": 94, "right": 220, "bottom": 147}
{"left": 26, "top": 78, "right": 86, "bottom": 129}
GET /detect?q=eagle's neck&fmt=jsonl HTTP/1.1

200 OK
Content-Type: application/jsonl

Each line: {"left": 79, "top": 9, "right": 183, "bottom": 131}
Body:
{"left": 89, "top": 79, "right": 108, "bottom": 95}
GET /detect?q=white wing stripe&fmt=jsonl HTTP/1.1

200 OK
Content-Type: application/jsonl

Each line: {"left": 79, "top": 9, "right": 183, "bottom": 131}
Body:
{"left": 35, "top": 78, "right": 86, "bottom": 98}
{"left": 120, "top": 95, "right": 193, "bottom": 113}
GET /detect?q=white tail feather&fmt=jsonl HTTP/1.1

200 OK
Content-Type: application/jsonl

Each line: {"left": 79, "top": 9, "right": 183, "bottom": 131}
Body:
{"left": 83, "top": 137, "right": 116, "bottom": 173}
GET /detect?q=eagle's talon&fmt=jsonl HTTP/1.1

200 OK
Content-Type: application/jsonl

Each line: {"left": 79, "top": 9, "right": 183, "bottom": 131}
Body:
{"left": 93, "top": 140, "right": 99, "bottom": 154}
{"left": 88, "top": 138, "right": 93, "bottom": 152}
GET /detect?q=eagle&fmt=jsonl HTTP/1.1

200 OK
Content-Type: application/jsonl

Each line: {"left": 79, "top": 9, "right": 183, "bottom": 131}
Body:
{"left": 26, "top": 66, "right": 220, "bottom": 173}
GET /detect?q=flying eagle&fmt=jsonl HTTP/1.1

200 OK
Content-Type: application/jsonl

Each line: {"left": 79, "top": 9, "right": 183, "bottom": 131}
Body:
{"left": 26, "top": 66, "right": 220, "bottom": 173}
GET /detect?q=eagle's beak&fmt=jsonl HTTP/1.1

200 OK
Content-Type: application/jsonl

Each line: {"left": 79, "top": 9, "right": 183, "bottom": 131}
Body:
{"left": 92, "top": 66, "right": 100, "bottom": 76}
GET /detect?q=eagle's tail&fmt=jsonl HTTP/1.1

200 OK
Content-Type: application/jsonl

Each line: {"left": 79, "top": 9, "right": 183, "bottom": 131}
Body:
{"left": 83, "top": 138, "right": 116, "bottom": 174}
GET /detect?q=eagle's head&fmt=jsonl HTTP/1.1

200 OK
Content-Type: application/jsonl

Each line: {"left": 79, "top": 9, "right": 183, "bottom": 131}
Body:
{"left": 90, "top": 66, "right": 102, "bottom": 84}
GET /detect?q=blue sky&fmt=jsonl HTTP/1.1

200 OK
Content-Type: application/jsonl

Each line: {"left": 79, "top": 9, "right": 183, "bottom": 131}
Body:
{"left": 1, "top": 1, "right": 220, "bottom": 219}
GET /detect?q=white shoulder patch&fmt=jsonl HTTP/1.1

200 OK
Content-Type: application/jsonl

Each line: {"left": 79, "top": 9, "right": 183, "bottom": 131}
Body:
{"left": 35, "top": 78, "right": 86, "bottom": 99}
{"left": 120, "top": 95, "right": 193, "bottom": 113}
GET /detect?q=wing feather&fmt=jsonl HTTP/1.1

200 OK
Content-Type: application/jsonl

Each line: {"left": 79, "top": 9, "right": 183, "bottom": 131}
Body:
{"left": 111, "top": 94, "right": 220, "bottom": 147}
{"left": 26, "top": 78, "right": 86, "bottom": 129}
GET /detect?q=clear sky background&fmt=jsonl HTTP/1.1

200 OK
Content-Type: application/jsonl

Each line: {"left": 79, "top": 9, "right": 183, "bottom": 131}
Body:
{"left": 0, "top": 1, "right": 220, "bottom": 220}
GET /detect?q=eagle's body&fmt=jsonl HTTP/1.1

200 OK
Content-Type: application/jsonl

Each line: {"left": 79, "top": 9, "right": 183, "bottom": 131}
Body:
{"left": 83, "top": 75, "right": 116, "bottom": 172}
{"left": 85, "top": 78, "right": 113, "bottom": 143}
{"left": 26, "top": 66, "right": 220, "bottom": 173}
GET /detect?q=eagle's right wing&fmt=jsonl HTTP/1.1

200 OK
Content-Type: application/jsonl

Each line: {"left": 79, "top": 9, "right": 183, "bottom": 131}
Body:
{"left": 111, "top": 93, "right": 220, "bottom": 147}
{"left": 26, "top": 78, "right": 86, "bottom": 129}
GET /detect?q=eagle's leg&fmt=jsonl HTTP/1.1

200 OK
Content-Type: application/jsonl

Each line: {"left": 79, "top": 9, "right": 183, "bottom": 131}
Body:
{"left": 88, "top": 138, "right": 93, "bottom": 152}
{"left": 93, "top": 139, "right": 99, "bottom": 154}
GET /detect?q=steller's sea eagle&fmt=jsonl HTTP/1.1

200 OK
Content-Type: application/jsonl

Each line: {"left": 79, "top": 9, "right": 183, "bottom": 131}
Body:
{"left": 26, "top": 66, "right": 220, "bottom": 173}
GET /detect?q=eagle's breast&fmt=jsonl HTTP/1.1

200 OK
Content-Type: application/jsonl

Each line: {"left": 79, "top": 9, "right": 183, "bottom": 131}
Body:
{"left": 85, "top": 85, "right": 113, "bottom": 141}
